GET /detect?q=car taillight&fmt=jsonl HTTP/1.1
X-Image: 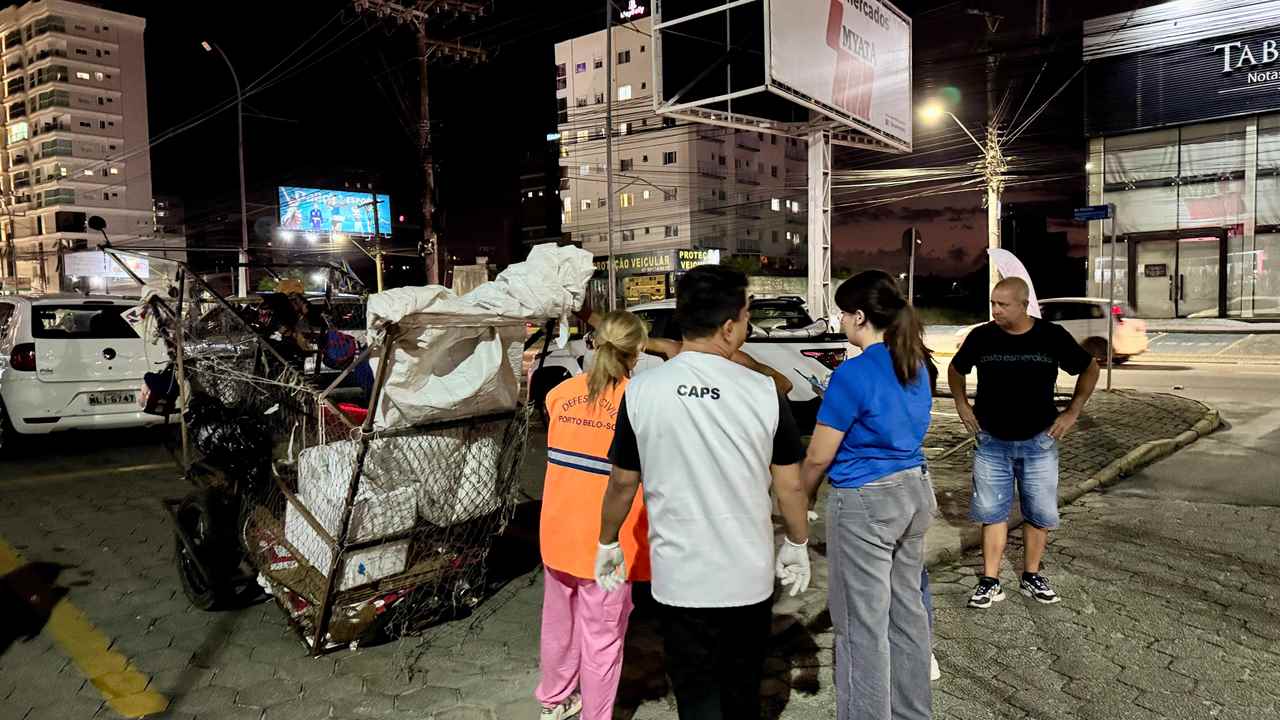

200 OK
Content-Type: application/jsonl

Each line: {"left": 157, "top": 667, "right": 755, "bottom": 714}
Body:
{"left": 9, "top": 343, "right": 36, "bottom": 371}
{"left": 802, "top": 348, "right": 846, "bottom": 370}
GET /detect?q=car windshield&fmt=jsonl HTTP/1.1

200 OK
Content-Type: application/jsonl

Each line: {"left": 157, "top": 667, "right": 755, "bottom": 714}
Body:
{"left": 32, "top": 304, "right": 138, "bottom": 339}
{"left": 750, "top": 302, "right": 815, "bottom": 330}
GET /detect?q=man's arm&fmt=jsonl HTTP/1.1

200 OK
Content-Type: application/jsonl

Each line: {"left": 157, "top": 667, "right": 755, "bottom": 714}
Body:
{"left": 948, "top": 364, "right": 980, "bottom": 434}
{"left": 771, "top": 462, "right": 809, "bottom": 544}
{"left": 732, "top": 349, "right": 794, "bottom": 396}
{"left": 599, "top": 467, "right": 641, "bottom": 544}
{"left": 1048, "top": 359, "right": 1099, "bottom": 439}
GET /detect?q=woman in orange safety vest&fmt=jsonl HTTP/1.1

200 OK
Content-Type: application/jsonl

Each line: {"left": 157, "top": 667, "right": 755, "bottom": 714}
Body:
{"left": 535, "top": 311, "right": 650, "bottom": 720}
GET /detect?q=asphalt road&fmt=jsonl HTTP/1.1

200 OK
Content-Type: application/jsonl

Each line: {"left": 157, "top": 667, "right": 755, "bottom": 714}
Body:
{"left": 1101, "top": 359, "right": 1280, "bottom": 507}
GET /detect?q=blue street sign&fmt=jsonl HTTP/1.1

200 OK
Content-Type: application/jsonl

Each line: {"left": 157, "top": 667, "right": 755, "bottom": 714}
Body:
{"left": 1073, "top": 204, "right": 1112, "bottom": 221}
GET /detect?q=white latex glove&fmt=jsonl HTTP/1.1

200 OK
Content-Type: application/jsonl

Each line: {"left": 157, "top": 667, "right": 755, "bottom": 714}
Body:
{"left": 594, "top": 542, "right": 626, "bottom": 592}
{"left": 775, "top": 537, "right": 811, "bottom": 597}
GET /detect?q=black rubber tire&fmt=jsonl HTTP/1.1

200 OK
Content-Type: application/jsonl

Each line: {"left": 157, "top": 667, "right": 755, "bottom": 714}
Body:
{"left": 173, "top": 491, "right": 244, "bottom": 611}
{"left": 0, "top": 402, "right": 16, "bottom": 459}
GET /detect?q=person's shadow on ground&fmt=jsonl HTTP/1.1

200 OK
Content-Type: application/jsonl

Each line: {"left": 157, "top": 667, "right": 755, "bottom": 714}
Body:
{"left": 0, "top": 562, "right": 70, "bottom": 656}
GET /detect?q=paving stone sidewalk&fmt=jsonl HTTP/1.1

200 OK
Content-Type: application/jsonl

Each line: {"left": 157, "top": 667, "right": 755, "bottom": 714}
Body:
{"left": 0, "top": 390, "right": 1224, "bottom": 720}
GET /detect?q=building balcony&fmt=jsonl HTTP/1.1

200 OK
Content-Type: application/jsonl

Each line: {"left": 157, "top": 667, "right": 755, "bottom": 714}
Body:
{"left": 736, "top": 171, "right": 760, "bottom": 186}
{"left": 697, "top": 161, "right": 727, "bottom": 178}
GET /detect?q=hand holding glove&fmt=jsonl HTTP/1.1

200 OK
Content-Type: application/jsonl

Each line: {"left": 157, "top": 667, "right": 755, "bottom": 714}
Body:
{"left": 775, "top": 536, "right": 811, "bottom": 597}
{"left": 594, "top": 542, "right": 626, "bottom": 592}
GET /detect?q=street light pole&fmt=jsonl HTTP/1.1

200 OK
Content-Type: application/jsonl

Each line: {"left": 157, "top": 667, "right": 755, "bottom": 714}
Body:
{"left": 202, "top": 41, "right": 249, "bottom": 297}
{"left": 604, "top": 0, "right": 617, "bottom": 310}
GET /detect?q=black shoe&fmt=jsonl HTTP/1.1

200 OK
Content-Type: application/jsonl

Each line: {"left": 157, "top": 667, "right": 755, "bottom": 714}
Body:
{"left": 968, "top": 576, "right": 1005, "bottom": 609}
{"left": 1019, "top": 572, "right": 1061, "bottom": 604}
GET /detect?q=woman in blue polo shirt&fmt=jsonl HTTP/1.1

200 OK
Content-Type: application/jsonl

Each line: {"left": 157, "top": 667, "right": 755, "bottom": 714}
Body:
{"left": 801, "top": 270, "right": 938, "bottom": 720}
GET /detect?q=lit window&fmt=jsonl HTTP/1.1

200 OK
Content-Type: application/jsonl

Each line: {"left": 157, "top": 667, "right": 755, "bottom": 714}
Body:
{"left": 75, "top": 71, "right": 90, "bottom": 80}
{"left": 617, "top": 85, "right": 632, "bottom": 101}
{"left": 619, "top": 192, "right": 635, "bottom": 208}
{"left": 642, "top": 190, "right": 651, "bottom": 200}
{"left": 94, "top": 72, "right": 103, "bottom": 81}
{"left": 576, "top": 130, "right": 588, "bottom": 142}
{"left": 771, "top": 198, "right": 781, "bottom": 212}
{"left": 619, "top": 122, "right": 629, "bottom": 135}
{"left": 82, "top": 169, "right": 92, "bottom": 176}
{"left": 109, "top": 167, "right": 118, "bottom": 175}
{"left": 580, "top": 163, "right": 590, "bottom": 176}
{"left": 581, "top": 199, "right": 592, "bottom": 210}
{"left": 575, "top": 62, "right": 587, "bottom": 73}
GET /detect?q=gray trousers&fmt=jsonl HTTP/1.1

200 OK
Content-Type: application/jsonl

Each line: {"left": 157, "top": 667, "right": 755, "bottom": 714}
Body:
{"left": 827, "top": 466, "right": 935, "bottom": 720}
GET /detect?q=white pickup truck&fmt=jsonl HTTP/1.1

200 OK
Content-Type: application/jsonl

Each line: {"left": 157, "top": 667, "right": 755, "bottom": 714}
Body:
{"left": 525, "top": 296, "right": 849, "bottom": 432}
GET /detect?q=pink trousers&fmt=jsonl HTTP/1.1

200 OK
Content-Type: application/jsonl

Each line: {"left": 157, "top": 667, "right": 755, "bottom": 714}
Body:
{"left": 536, "top": 566, "right": 635, "bottom": 720}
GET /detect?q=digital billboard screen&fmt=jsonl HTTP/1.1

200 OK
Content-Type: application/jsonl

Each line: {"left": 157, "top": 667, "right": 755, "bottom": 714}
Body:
{"left": 278, "top": 186, "right": 392, "bottom": 235}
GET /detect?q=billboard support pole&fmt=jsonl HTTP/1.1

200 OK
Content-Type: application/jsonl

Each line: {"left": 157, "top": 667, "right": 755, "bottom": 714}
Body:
{"left": 371, "top": 190, "right": 384, "bottom": 292}
{"left": 807, "top": 127, "right": 832, "bottom": 325}
{"left": 1106, "top": 206, "right": 1116, "bottom": 391}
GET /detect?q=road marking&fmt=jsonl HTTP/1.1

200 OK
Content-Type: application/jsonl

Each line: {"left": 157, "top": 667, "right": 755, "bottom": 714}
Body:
{"left": 0, "top": 537, "right": 169, "bottom": 717}
{"left": 3, "top": 462, "right": 174, "bottom": 489}
{"left": 1216, "top": 336, "right": 1251, "bottom": 356}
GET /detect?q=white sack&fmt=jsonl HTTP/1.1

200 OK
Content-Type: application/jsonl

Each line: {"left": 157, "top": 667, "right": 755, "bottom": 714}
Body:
{"left": 365, "top": 243, "right": 594, "bottom": 430}
{"left": 284, "top": 503, "right": 409, "bottom": 591}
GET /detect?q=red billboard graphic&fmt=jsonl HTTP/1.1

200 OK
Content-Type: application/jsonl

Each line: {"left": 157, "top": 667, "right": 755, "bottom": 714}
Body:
{"left": 826, "top": 1, "right": 875, "bottom": 121}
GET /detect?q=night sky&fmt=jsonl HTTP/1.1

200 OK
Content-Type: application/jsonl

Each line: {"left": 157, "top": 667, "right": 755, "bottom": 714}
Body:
{"left": 56, "top": 0, "right": 1162, "bottom": 283}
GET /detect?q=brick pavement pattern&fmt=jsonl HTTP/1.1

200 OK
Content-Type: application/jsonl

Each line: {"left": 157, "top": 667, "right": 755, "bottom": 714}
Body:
{"left": 0, "top": 390, "right": 1247, "bottom": 720}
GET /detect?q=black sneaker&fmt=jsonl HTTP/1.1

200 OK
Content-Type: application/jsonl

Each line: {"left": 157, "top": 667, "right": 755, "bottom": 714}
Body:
{"left": 1019, "top": 572, "right": 1061, "bottom": 604}
{"left": 968, "top": 576, "right": 1005, "bottom": 609}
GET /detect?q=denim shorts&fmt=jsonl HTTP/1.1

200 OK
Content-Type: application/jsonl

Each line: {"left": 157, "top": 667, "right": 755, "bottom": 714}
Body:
{"left": 969, "top": 430, "right": 1060, "bottom": 529}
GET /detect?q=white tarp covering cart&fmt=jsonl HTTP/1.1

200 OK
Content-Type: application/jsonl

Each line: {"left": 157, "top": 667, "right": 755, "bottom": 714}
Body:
{"left": 107, "top": 244, "right": 593, "bottom": 653}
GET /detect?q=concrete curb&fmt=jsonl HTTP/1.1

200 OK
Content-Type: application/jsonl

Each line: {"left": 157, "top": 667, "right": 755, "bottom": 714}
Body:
{"left": 1137, "top": 353, "right": 1280, "bottom": 365}
{"left": 922, "top": 401, "right": 1222, "bottom": 570}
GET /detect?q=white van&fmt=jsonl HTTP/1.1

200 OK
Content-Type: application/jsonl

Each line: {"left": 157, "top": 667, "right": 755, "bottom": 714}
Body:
{"left": 0, "top": 294, "right": 170, "bottom": 453}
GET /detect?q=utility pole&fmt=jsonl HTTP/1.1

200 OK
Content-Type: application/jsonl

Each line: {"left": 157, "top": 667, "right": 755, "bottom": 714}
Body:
{"left": 353, "top": 0, "right": 488, "bottom": 286}
{"left": 968, "top": 7, "right": 1004, "bottom": 313}
{"left": 604, "top": 0, "right": 617, "bottom": 310}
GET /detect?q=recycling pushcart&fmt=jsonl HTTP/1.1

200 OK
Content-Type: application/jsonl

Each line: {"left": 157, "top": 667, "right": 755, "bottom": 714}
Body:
{"left": 106, "top": 245, "right": 592, "bottom": 653}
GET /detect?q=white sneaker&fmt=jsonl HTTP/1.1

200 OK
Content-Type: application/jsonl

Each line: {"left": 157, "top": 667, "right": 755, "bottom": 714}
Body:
{"left": 930, "top": 653, "right": 941, "bottom": 682}
{"left": 539, "top": 692, "right": 582, "bottom": 720}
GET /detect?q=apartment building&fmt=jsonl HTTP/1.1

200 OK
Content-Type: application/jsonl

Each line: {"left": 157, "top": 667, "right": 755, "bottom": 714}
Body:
{"left": 554, "top": 9, "right": 806, "bottom": 303}
{"left": 0, "top": 0, "right": 160, "bottom": 293}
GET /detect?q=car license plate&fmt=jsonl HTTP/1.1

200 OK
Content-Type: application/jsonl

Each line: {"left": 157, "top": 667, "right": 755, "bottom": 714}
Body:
{"left": 88, "top": 391, "right": 136, "bottom": 407}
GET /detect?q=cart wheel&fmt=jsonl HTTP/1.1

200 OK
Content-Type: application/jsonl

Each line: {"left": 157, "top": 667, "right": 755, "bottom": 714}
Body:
{"left": 173, "top": 491, "right": 244, "bottom": 611}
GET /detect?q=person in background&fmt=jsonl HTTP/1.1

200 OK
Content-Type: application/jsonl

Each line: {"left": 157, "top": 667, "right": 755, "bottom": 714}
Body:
{"left": 595, "top": 265, "right": 811, "bottom": 720}
{"left": 576, "top": 306, "right": 793, "bottom": 396}
{"left": 536, "top": 311, "right": 651, "bottom": 720}
{"left": 801, "top": 270, "right": 937, "bottom": 720}
{"left": 948, "top": 277, "right": 1098, "bottom": 609}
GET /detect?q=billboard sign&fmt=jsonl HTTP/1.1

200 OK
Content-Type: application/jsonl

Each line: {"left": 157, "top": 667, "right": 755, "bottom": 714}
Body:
{"left": 278, "top": 187, "right": 392, "bottom": 236}
{"left": 768, "top": 0, "right": 912, "bottom": 150}
{"left": 64, "top": 251, "right": 149, "bottom": 279}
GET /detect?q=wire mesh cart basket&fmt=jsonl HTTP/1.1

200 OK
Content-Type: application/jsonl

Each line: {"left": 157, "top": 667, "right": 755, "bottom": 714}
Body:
{"left": 103, "top": 247, "right": 588, "bottom": 654}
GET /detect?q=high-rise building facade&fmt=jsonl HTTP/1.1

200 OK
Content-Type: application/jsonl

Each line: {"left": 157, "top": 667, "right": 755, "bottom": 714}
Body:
{"left": 554, "top": 11, "right": 807, "bottom": 304}
{"left": 0, "top": 0, "right": 159, "bottom": 293}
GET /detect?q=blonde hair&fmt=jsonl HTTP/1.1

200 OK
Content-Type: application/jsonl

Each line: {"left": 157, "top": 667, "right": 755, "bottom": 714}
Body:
{"left": 587, "top": 311, "right": 649, "bottom": 403}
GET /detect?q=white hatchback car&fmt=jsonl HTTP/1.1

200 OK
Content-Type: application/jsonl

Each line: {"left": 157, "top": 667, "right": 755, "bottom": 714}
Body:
{"left": 955, "top": 297, "right": 1149, "bottom": 364}
{"left": 0, "top": 294, "right": 170, "bottom": 453}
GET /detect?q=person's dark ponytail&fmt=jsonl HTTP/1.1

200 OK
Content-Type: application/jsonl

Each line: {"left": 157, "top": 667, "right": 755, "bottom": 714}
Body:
{"left": 834, "top": 270, "right": 937, "bottom": 392}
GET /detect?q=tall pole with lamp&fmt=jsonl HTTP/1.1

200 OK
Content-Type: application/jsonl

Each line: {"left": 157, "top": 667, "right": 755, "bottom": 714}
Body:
{"left": 201, "top": 41, "right": 250, "bottom": 297}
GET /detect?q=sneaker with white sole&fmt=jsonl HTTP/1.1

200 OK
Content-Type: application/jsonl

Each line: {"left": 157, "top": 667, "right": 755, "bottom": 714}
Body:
{"left": 539, "top": 692, "right": 582, "bottom": 720}
{"left": 1019, "top": 572, "right": 1061, "bottom": 604}
{"left": 930, "top": 653, "right": 941, "bottom": 682}
{"left": 968, "top": 576, "right": 1005, "bottom": 609}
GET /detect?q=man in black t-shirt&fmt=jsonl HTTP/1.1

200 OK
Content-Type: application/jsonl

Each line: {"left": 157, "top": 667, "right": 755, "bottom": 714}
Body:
{"left": 948, "top": 277, "right": 1098, "bottom": 608}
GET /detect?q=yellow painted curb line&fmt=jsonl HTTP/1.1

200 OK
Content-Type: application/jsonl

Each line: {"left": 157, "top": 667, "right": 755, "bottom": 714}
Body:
{"left": 0, "top": 537, "right": 169, "bottom": 718}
